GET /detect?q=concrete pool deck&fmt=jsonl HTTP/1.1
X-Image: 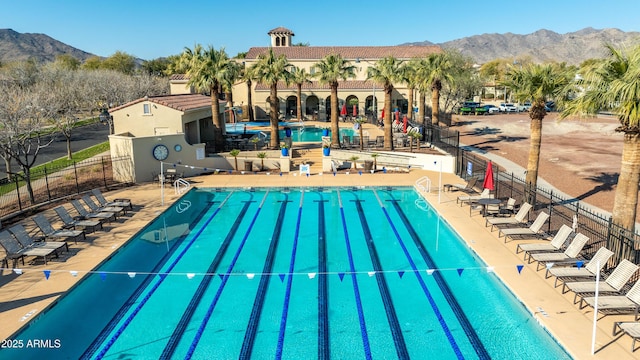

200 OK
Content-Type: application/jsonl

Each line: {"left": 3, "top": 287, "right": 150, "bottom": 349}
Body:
{"left": 0, "top": 171, "right": 637, "bottom": 359}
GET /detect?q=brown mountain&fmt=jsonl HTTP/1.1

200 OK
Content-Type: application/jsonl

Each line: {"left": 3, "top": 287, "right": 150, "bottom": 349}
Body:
{"left": 403, "top": 27, "right": 640, "bottom": 64}
{"left": 0, "top": 28, "right": 94, "bottom": 63}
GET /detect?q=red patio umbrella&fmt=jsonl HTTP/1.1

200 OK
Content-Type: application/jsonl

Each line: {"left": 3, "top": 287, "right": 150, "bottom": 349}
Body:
{"left": 340, "top": 104, "right": 347, "bottom": 116}
{"left": 402, "top": 115, "right": 408, "bottom": 133}
{"left": 395, "top": 109, "right": 400, "bottom": 123}
{"left": 352, "top": 105, "right": 357, "bottom": 117}
{"left": 483, "top": 161, "right": 495, "bottom": 190}
{"left": 380, "top": 108, "right": 385, "bottom": 120}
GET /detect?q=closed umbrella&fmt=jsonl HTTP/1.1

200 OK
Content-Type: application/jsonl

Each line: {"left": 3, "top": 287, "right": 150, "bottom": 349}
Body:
{"left": 395, "top": 109, "right": 400, "bottom": 123}
{"left": 483, "top": 161, "right": 495, "bottom": 191}
{"left": 403, "top": 115, "right": 408, "bottom": 133}
{"left": 352, "top": 105, "right": 357, "bottom": 117}
{"left": 380, "top": 108, "right": 385, "bottom": 120}
{"left": 340, "top": 104, "right": 347, "bottom": 116}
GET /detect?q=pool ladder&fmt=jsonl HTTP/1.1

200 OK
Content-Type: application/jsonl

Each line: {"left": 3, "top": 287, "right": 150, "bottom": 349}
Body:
{"left": 174, "top": 178, "right": 191, "bottom": 195}
{"left": 415, "top": 176, "right": 431, "bottom": 193}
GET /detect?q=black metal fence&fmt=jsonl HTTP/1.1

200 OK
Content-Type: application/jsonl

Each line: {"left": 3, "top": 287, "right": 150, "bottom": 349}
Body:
{"left": 458, "top": 148, "right": 640, "bottom": 267}
{"left": 0, "top": 156, "right": 132, "bottom": 221}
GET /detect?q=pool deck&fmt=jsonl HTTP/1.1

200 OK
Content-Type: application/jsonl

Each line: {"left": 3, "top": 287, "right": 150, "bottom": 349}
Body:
{"left": 0, "top": 170, "right": 637, "bottom": 359}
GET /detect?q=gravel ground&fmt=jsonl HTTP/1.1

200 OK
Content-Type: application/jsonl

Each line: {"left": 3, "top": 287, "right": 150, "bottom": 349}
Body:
{"left": 452, "top": 111, "right": 634, "bottom": 220}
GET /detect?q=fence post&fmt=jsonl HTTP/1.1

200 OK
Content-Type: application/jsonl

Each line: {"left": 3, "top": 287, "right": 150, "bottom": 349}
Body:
{"left": 74, "top": 162, "right": 80, "bottom": 194}
{"left": 547, "top": 190, "right": 553, "bottom": 234}
{"left": 14, "top": 176, "right": 22, "bottom": 212}
{"left": 44, "top": 166, "right": 51, "bottom": 201}
{"left": 606, "top": 216, "right": 613, "bottom": 252}
{"left": 102, "top": 156, "right": 108, "bottom": 189}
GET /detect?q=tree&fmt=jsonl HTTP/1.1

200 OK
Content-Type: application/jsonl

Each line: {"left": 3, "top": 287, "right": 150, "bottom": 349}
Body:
{"left": 367, "top": 56, "right": 404, "bottom": 150}
{"left": 418, "top": 52, "right": 455, "bottom": 126}
{"left": 504, "top": 62, "right": 574, "bottom": 204}
{"left": 240, "top": 64, "right": 255, "bottom": 122}
{"left": 291, "top": 67, "right": 312, "bottom": 121}
{"left": 401, "top": 59, "right": 420, "bottom": 122}
{"left": 229, "top": 149, "right": 240, "bottom": 170}
{"left": 250, "top": 48, "right": 292, "bottom": 149}
{"left": 102, "top": 51, "right": 137, "bottom": 75}
{"left": 141, "top": 57, "right": 171, "bottom": 76}
{"left": 257, "top": 152, "right": 267, "bottom": 170}
{"left": 562, "top": 44, "right": 640, "bottom": 230}
{"left": 180, "top": 44, "right": 233, "bottom": 151}
{"left": 82, "top": 56, "right": 103, "bottom": 71}
{"left": 314, "top": 54, "right": 356, "bottom": 148}
{"left": 54, "top": 54, "right": 81, "bottom": 71}
{"left": 354, "top": 118, "right": 368, "bottom": 150}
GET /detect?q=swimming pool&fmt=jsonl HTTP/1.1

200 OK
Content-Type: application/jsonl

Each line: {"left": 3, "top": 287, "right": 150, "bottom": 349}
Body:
{"left": 3, "top": 187, "right": 571, "bottom": 359}
{"left": 226, "top": 123, "right": 355, "bottom": 142}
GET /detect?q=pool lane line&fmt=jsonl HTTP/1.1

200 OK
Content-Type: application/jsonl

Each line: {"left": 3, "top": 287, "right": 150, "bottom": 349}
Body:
{"left": 350, "top": 193, "right": 410, "bottom": 360}
{"left": 184, "top": 190, "right": 269, "bottom": 359}
{"left": 240, "top": 194, "right": 291, "bottom": 358}
{"left": 372, "top": 189, "right": 465, "bottom": 359}
{"left": 383, "top": 192, "right": 490, "bottom": 359}
{"left": 86, "top": 194, "right": 228, "bottom": 359}
{"left": 160, "top": 192, "right": 260, "bottom": 359}
{"left": 337, "top": 190, "right": 373, "bottom": 360}
{"left": 274, "top": 192, "right": 304, "bottom": 359}
{"left": 316, "top": 194, "right": 330, "bottom": 360}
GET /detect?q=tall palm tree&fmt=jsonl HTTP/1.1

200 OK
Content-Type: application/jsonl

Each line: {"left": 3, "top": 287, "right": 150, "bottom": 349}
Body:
{"left": 367, "top": 56, "right": 404, "bottom": 150}
{"left": 419, "top": 52, "right": 455, "bottom": 126}
{"left": 562, "top": 44, "right": 640, "bottom": 230}
{"left": 250, "top": 48, "right": 292, "bottom": 149}
{"left": 222, "top": 60, "right": 242, "bottom": 113}
{"left": 314, "top": 54, "right": 356, "bottom": 148}
{"left": 291, "top": 67, "right": 312, "bottom": 121}
{"left": 402, "top": 59, "right": 421, "bottom": 123}
{"left": 179, "top": 44, "right": 233, "bottom": 152}
{"left": 240, "top": 64, "right": 255, "bottom": 121}
{"left": 504, "top": 62, "right": 574, "bottom": 203}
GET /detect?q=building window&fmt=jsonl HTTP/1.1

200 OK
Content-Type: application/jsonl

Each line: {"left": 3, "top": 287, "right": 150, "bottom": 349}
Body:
{"left": 143, "top": 103, "right": 151, "bottom": 115}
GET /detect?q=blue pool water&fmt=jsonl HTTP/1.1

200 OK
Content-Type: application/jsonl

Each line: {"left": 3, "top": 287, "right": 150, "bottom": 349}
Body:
{"left": 226, "top": 123, "right": 355, "bottom": 142}
{"left": 2, "top": 187, "right": 571, "bottom": 359}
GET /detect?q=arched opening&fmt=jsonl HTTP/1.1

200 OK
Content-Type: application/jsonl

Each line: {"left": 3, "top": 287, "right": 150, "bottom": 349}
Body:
{"left": 285, "top": 95, "right": 297, "bottom": 119}
{"left": 345, "top": 95, "right": 359, "bottom": 118}
{"left": 365, "top": 95, "right": 378, "bottom": 117}
{"left": 324, "top": 97, "right": 331, "bottom": 121}
{"left": 306, "top": 95, "right": 320, "bottom": 120}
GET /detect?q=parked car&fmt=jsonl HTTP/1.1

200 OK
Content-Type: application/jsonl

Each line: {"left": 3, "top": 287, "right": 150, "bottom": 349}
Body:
{"left": 482, "top": 104, "right": 500, "bottom": 114}
{"left": 499, "top": 103, "right": 518, "bottom": 113}
{"left": 545, "top": 101, "right": 555, "bottom": 112}
{"left": 517, "top": 102, "right": 532, "bottom": 112}
{"left": 458, "top": 101, "right": 481, "bottom": 115}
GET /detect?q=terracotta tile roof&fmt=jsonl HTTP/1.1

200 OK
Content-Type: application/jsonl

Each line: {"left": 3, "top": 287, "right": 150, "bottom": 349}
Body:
{"left": 245, "top": 45, "right": 442, "bottom": 60}
{"left": 169, "top": 74, "right": 189, "bottom": 81}
{"left": 110, "top": 94, "right": 218, "bottom": 113}
{"left": 255, "top": 80, "right": 381, "bottom": 91}
{"left": 268, "top": 27, "right": 294, "bottom": 35}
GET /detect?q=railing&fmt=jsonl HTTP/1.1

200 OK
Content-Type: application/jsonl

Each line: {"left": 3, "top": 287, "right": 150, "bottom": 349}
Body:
{"left": 415, "top": 176, "right": 432, "bottom": 193}
{"left": 174, "top": 178, "right": 191, "bottom": 195}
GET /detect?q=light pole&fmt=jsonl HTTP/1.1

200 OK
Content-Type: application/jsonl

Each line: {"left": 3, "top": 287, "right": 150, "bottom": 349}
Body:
{"left": 434, "top": 160, "right": 442, "bottom": 204}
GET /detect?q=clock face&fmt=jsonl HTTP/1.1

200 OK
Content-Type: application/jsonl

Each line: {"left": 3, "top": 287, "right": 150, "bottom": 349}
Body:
{"left": 153, "top": 144, "right": 169, "bottom": 161}
{"left": 174, "top": 144, "right": 182, "bottom": 152}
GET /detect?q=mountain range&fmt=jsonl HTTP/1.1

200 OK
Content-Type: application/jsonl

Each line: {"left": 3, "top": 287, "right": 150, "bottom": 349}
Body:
{"left": 2, "top": 27, "right": 640, "bottom": 65}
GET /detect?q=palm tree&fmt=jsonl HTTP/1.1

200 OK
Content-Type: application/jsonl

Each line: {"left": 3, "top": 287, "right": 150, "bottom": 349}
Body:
{"left": 314, "top": 54, "right": 356, "bottom": 148}
{"left": 402, "top": 59, "right": 421, "bottom": 122}
{"left": 221, "top": 60, "right": 242, "bottom": 118}
{"left": 504, "top": 62, "right": 574, "bottom": 203}
{"left": 250, "top": 49, "right": 292, "bottom": 149}
{"left": 240, "top": 64, "right": 255, "bottom": 121}
{"left": 354, "top": 118, "right": 368, "bottom": 150}
{"left": 179, "top": 44, "right": 233, "bottom": 152}
{"left": 367, "top": 56, "right": 404, "bottom": 150}
{"left": 291, "top": 67, "right": 312, "bottom": 121}
{"left": 257, "top": 152, "right": 267, "bottom": 171}
{"left": 418, "top": 52, "right": 455, "bottom": 126}
{"left": 562, "top": 44, "right": 640, "bottom": 230}
{"left": 229, "top": 149, "right": 240, "bottom": 170}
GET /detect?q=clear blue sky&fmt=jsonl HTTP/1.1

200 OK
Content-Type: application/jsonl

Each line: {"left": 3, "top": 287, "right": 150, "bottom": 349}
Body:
{"left": 2, "top": 0, "right": 638, "bottom": 60}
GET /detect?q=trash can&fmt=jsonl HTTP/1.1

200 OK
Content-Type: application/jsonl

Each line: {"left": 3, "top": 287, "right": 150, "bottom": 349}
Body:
{"left": 364, "top": 160, "right": 373, "bottom": 171}
{"left": 244, "top": 160, "right": 253, "bottom": 171}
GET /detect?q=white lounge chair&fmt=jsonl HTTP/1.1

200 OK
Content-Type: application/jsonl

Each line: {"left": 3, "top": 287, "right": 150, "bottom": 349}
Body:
{"left": 565, "top": 259, "right": 639, "bottom": 306}
{"left": 485, "top": 203, "right": 533, "bottom": 231}
{"left": 445, "top": 177, "right": 478, "bottom": 193}
{"left": 613, "top": 321, "right": 640, "bottom": 352}
{"left": 528, "top": 233, "right": 589, "bottom": 271}
{"left": 545, "top": 246, "right": 614, "bottom": 288}
{"left": 582, "top": 279, "right": 640, "bottom": 321}
{"left": 498, "top": 212, "right": 549, "bottom": 241}
{"left": 516, "top": 224, "right": 573, "bottom": 261}
{"left": 457, "top": 188, "right": 491, "bottom": 206}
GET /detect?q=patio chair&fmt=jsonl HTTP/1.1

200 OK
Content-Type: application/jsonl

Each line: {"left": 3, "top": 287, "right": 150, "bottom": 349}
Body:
{"left": 613, "top": 321, "right": 640, "bottom": 352}
{"left": 342, "top": 135, "right": 351, "bottom": 149}
{"left": 565, "top": 259, "right": 639, "bottom": 306}
{"left": 352, "top": 136, "right": 360, "bottom": 149}
{"left": 82, "top": 195, "right": 125, "bottom": 217}
{"left": 498, "top": 212, "right": 549, "bottom": 241}
{"left": 499, "top": 198, "right": 517, "bottom": 215}
{"left": 528, "top": 233, "right": 589, "bottom": 271}
{"left": 32, "top": 214, "right": 85, "bottom": 244}
{"left": 457, "top": 188, "right": 491, "bottom": 206}
{"left": 516, "top": 224, "right": 573, "bottom": 261}
{"left": 445, "top": 177, "right": 478, "bottom": 193}
{"left": 8, "top": 223, "right": 68, "bottom": 254}
{"left": 545, "top": 246, "right": 614, "bottom": 288}
{"left": 485, "top": 203, "right": 533, "bottom": 231}
{"left": 0, "top": 230, "right": 57, "bottom": 266}
{"left": 54, "top": 206, "right": 103, "bottom": 233}
{"left": 375, "top": 136, "right": 384, "bottom": 148}
{"left": 91, "top": 188, "right": 132, "bottom": 210}
{"left": 71, "top": 199, "right": 116, "bottom": 223}
{"left": 581, "top": 279, "right": 640, "bottom": 320}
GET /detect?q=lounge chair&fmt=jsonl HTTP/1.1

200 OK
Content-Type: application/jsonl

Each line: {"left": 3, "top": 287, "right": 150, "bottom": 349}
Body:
{"left": 8, "top": 223, "right": 68, "bottom": 254}
{"left": 71, "top": 199, "right": 116, "bottom": 223}
{"left": 54, "top": 206, "right": 103, "bottom": 233}
{"left": 485, "top": 203, "right": 533, "bottom": 231}
{"left": 457, "top": 188, "right": 491, "bottom": 206}
{"left": 528, "top": 233, "right": 589, "bottom": 271}
{"left": 446, "top": 177, "right": 478, "bottom": 193}
{"left": 91, "top": 188, "right": 132, "bottom": 211}
{"left": 0, "top": 230, "right": 57, "bottom": 266}
{"left": 582, "top": 279, "right": 640, "bottom": 320}
{"left": 32, "top": 214, "right": 86, "bottom": 244}
{"left": 499, "top": 197, "right": 517, "bottom": 215}
{"left": 564, "top": 259, "right": 638, "bottom": 305}
{"left": 613, "top": 321, "right": 640, "bottom": 352}
{"left": 545, "top": 246, "right": 614, "bottom": 288}
{"left": 516, "top": 224, "right": 573, "bottom": 261}
{"left": 82, "top": 195, "right": 124, "bottom": 218}
{"left": 498, "top": 212, "right": 549, "bottom": 241}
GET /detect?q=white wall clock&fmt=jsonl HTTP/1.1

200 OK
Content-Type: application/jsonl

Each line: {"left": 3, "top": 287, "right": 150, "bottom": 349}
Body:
{"left": 153, "top": 144, "right": 169, "bottom": 161}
